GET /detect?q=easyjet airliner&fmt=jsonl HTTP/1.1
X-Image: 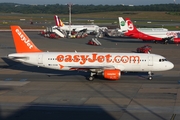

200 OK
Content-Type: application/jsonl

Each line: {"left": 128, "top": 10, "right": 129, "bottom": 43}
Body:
{"left": 8, "top": 26, "right": 174, "bottom": 81}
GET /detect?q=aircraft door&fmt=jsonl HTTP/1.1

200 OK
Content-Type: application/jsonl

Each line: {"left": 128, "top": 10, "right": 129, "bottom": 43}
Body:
{"left": 177, "top": 33, "right": 180, "bottom": 38}
{"left": 38, "top": 54, "right": 43, "bottom": 64}
{"left": 148, "top": 56, "right": 153, "bottom": 66}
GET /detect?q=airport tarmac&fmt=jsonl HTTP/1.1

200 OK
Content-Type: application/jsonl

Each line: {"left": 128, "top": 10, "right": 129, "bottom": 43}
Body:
{"left": 0, "top": 31, "right": 180, "bottom": 120}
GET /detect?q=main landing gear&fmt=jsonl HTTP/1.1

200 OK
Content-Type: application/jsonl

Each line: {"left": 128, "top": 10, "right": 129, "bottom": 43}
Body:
{"left": 148, "top": 71, "right": 153, "bottom": 80}
{"left": 88, "top": 72, "right": 97, "bottom": 81}
{"left": 154, "top": 40, "right": 158, "bottom": 44}
{"left": 164, "top": 40, "right": 169, "bottom": 44}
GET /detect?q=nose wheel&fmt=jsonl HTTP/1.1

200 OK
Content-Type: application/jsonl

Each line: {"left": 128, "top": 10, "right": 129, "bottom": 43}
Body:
{"left": 148, "top": 71, "right": 153, "bottom": 80}
{"left": 148, "top": 76, "right": 153, "bottom": 80}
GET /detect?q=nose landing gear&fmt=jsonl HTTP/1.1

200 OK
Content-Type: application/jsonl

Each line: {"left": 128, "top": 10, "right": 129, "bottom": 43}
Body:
{"left": 148, "top": 71, "right": 153, "bottom": 80}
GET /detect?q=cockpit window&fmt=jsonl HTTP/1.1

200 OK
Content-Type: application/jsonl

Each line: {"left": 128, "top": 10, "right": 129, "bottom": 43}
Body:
{"left": 159, "top": 59, "right": 167, "bottom": 62}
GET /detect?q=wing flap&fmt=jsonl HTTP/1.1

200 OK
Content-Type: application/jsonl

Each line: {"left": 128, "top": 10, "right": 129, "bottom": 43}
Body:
{"left": 68, "top": 65, "right": 115, "bottom": 71}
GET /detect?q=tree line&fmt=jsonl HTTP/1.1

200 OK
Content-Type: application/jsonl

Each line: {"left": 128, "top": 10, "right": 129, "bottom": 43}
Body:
{"left": 0, "top": 3, "right": 180, "bottom": 14}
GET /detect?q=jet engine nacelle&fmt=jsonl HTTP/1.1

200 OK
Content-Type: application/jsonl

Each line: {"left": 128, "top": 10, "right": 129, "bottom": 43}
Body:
{"left": 103, "top": 69, "right": 121, "bottom": 80}
{"left": 173, "top": 38, "right": 180, "bottom": 44}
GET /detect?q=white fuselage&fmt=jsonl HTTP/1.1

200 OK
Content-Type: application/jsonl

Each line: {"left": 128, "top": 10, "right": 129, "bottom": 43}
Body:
{"left": 8, "top": 52, "right": 174, "bottom": 72}
{"left": 60, "top": 25, "right": 100, "bottom": 33}
{"left": 118, "top": 28, "right": 168, "bottom": 33}
{"left": 138, "top": 28, "right": 168, "bottom": 32}
{"left": 139, "top": 31, "right": 180, "bottom": 38}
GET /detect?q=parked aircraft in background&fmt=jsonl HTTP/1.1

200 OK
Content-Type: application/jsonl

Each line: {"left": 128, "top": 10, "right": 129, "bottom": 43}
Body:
{"left": 118, "top": 17, "right": 168, "bottom": 33}
{"left": 54, "top": 15, "right": 100, "bottom": 34}
{"left": 8, "top": 26, "right": 174, "bottom": 80}
{"left": 119, "top": 17, "right": 180, "bottom": 44}
{"left": 106, "top": 18, "right": 168, "bottom": 38}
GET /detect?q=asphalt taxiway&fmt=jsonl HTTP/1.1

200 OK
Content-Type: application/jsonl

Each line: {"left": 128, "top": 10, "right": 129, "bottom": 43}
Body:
{"left": 0, "top": 31, "right": 180, "bottom": 120}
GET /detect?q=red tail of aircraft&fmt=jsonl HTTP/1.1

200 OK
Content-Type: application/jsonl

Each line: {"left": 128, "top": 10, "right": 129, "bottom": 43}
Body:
{"left": 124, "top": 18, "right": 164, "bottom": 41}
{"left": 125, "top": 18, "right": 139, "bottom": 33}
{"left": 54, "top": 15, "right": 64, "bottom": 27}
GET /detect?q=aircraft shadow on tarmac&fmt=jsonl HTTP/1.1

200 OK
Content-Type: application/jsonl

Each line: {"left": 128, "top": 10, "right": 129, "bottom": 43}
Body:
{"left": 103, "top": 37, "right": 152, "bottom": 43}
{"left": 0, "top": 103, "right": 116, "bottom": 120}
{"left": 102, "top": 37, "right": 172, "bottom": 44}
{"left": 1, "top": 101, "right": 166, "bottom": 120}
{"left": 0, "top": 91, "right": 168, "bottom": 120}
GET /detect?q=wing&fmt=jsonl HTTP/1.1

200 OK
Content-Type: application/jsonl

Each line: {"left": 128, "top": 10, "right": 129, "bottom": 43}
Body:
{"left": 68, "top": 65, "right": 125, "bottom": 71}
{"left": 68, "top": 65, "right": 114, "bottom": 70}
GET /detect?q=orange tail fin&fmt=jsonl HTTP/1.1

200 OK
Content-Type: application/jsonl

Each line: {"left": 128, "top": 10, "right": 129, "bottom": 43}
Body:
{"left": 11, "top": 26, "right": 42, "bottom": 53}
{"left": 59, "top": 19, "right": 65, "bottom": 27}
{"left": 54, "top": 15, "right": 64, "bottom": 27}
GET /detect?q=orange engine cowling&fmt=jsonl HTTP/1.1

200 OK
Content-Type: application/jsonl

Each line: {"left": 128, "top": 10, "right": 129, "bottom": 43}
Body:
{"left": 103, "top": 69, "right": 121, "bottom": 80}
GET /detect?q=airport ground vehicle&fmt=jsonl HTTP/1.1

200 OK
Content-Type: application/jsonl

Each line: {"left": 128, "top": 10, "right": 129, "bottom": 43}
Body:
{"left": 87, "top": 38, "right": 101, "bottom": 46}
{"left": 137, "top": 45, "right": 152, "bottom": 53}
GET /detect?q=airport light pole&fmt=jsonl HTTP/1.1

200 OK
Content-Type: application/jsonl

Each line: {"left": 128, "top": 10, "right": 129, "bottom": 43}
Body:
{"left": 68, "top": 3, "right": 72, "bottom": 37}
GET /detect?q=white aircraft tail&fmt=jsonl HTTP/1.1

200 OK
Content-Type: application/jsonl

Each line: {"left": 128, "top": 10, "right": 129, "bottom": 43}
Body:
{"left": 118, "top": 17, "right": 128, "bottom": 32}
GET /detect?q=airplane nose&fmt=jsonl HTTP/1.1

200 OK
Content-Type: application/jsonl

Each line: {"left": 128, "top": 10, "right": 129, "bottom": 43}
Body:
{"left": 168, "top": 62, "right": 174, "bottom": 70}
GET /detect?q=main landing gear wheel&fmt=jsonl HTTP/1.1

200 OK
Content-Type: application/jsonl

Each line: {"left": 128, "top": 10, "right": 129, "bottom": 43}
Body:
{"left": 88, "top": 72, "right": 96, "bottom": 81}
{"left": 89, "top": 76, "right": 94, "bottom": 81}
{"left": 164, "top": 39, "right": 168, "bottom": 44}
